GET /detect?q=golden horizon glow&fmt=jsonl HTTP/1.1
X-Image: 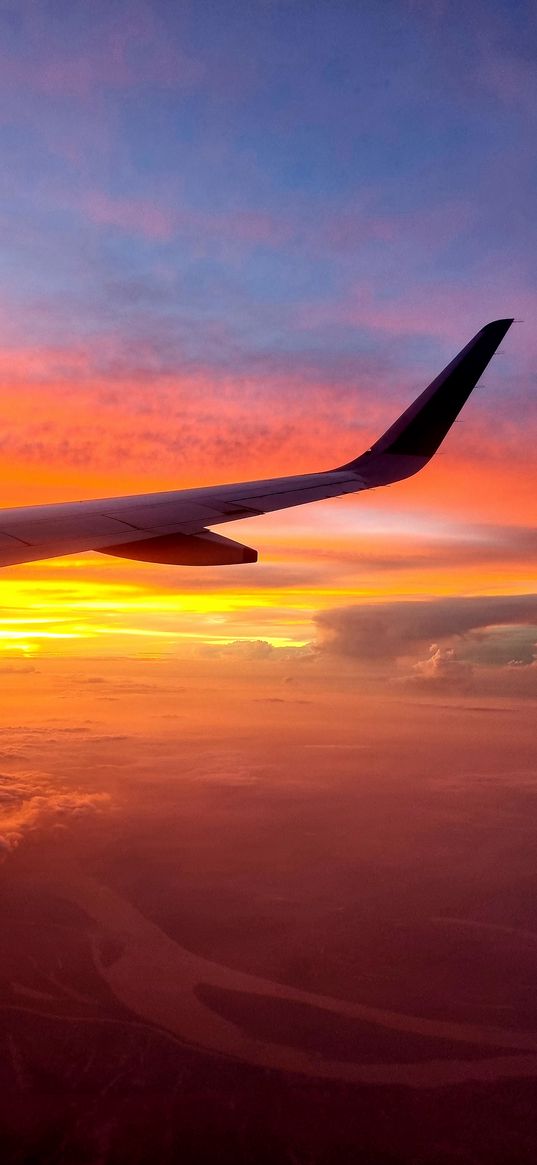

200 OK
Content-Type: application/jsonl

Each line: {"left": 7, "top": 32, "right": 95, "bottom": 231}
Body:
{"left": 0, "top": 529, "right": 534, "bottom": 657}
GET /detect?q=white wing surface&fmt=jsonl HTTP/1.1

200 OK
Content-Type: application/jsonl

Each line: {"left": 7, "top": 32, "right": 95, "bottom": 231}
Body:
{"left": 0, "top": 319, "right": 513, "bottom": 568}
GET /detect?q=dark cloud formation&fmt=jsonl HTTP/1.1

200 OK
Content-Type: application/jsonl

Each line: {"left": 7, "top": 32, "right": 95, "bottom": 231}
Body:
{"left": 316, "top": 595, "right": 537, "bottom": 661}
{"left": 458, "top": 625, "right": 537, "bottom": 667}
{"left": 316, "top": 594, "right": 537, "bottom": 694}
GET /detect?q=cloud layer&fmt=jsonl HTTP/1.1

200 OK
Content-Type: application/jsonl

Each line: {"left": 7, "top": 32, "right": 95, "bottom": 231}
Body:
{"left": 0, "top": 774, "right": 110, "bottom": 858}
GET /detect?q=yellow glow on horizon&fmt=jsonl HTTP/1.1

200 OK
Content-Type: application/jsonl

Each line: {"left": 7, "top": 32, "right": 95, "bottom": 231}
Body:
{"left": 0, "top": 501, "right": 533, "bottom": 657}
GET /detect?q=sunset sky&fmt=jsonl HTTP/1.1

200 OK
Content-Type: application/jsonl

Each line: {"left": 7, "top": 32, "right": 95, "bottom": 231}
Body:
{"left": 0, "top": 0, "right": 535, "bottom": 678}
{"left": 2, "top": 9, "right": 537, "bottom": 1161}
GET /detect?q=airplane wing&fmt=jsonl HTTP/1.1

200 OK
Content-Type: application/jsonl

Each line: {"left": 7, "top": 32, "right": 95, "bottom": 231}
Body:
{"left": 0, "top": 319, "right": 513, "bottom": 568}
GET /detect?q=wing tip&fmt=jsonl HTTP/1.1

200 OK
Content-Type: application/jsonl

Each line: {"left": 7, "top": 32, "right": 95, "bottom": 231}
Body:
{"left": 334, "top": 316, "right": 515, "bottom": 479}
{"left": 480, "top": 317, "right": 514, "bottom": 336}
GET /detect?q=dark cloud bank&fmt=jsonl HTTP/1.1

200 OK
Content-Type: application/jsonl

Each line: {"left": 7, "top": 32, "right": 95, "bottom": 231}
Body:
{"left": 316, "top": 593, "right": 537, "bottom": 693}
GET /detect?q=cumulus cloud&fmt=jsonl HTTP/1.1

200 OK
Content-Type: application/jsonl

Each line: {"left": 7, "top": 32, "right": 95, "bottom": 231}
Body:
{"left": 406, "top": 645, "right": 474, "bottom": 691}
{"left": 0, "top": 771, "right": 111, "bottom": 861}
{"left": 199, "top": 639, "right": 314, "bottom": 662}
{"left": 203, "top": 639, "right": 277, "bottom": 660}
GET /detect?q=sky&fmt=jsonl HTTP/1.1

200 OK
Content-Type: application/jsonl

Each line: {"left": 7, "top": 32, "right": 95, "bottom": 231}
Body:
{"left": 0, "top": 0, "right": 535, "bottom": 685}
{"left": 1, "top": 12, "right": 537, "bottom": 1160}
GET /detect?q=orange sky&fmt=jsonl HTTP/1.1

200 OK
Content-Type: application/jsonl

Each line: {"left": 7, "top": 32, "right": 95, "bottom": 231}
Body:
{"left": 0, "top": 0, "right": 535, "bottom": 669}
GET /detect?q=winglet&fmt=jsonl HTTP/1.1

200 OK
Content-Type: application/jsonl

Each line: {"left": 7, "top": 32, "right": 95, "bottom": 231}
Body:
{"left": 336, "top": 319, "right": 513, "bottom": 485}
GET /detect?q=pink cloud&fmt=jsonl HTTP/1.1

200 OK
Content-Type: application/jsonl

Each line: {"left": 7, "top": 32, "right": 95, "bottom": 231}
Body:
{"left": 68, "top": 185, "right": 476, "bottom": 255}
{"left": 81, "top": 192, "right": 177, "bottom": 242}
{"left": 320, "top": 199, "right": 473, "bottom": 255}
{"left": 53, "top": 182, "right": 296, "bottom": 248}
{"left": 0, "top": 7, "right": 203, "bottom": 100}
{"left": 293, "top": 276, "right": 536, "bottom": 350}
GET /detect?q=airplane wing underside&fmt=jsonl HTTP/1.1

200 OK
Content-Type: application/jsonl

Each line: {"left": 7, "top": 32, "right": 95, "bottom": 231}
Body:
{"left": 0, "top": 319, "right": 513, "bottom": 568}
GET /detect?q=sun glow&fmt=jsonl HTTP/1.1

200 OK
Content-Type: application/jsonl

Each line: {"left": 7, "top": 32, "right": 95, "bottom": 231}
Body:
{"left": 0, "top": 523, "right": 533, "bottom": 658}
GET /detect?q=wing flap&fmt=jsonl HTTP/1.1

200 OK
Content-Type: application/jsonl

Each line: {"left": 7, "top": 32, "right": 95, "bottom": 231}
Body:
{"left": 98, "top": 530, "right": 258, "bottom": 565}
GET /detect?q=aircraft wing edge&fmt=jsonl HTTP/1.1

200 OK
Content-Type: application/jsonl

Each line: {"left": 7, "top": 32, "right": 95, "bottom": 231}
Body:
{"left": 334, "top": 318, "right": 513, "bottom": 487}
